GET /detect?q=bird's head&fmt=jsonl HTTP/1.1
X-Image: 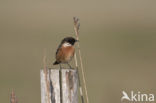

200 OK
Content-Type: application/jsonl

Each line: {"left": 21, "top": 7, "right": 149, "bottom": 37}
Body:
{"left": 61, "top": 37, "right": 78, "bottom": 45}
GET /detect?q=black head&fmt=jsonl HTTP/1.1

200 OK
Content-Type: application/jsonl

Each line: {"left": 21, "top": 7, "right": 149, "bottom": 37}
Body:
{"left": 61, "top": 37, "right": 77, "bottom": 45}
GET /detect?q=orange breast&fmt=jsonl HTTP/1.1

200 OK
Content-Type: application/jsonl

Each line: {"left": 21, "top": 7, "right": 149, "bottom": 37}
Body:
{"left": 56, "top": 46, "right": 75, "bottom": 63}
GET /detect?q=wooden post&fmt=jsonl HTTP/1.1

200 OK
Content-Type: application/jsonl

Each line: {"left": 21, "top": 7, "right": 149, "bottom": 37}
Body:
{"left": 40, "top": 69, "right": 78, "bottom": 103}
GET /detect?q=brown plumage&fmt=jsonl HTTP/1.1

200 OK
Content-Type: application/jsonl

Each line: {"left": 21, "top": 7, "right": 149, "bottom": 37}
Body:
{"left": 56, "top": 46, "right": 75, "bottom": 64}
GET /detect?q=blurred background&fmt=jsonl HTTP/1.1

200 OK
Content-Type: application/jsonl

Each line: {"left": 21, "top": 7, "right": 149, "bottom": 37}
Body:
{"left": 0, "top": 0, "right": 156, "bottom": 103}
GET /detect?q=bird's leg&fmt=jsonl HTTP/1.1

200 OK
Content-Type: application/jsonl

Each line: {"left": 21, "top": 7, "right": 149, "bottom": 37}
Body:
{"left": 67, "top": 63, "right": 72, "bottom": 69}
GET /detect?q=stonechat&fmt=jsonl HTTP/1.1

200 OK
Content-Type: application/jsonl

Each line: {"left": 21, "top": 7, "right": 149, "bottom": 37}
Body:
{"left": 53, "top": 37, "right": 78, "bottom": 68}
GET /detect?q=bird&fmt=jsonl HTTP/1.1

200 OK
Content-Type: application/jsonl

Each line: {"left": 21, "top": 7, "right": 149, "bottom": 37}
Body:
{"left": 53, "top": 37, "right": 78, "bottom": 69}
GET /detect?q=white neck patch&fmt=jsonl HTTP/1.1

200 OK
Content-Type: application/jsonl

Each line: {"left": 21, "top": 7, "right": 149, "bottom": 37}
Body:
{"left": 63, "top": 42, "right": 72, "bottom": 47}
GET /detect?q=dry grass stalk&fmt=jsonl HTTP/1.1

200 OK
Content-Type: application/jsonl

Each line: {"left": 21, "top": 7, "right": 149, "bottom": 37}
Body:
{"left": 73, "top": 17, "right": 89, "bottom": 103}
{"left": 10, "top": 90, "right": 18, "bottom": 103}
{"left": 43, "top": 49, "right": 51, "bottom": 103}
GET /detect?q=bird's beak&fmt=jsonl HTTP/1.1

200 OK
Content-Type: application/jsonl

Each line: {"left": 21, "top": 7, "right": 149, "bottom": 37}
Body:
{"left": 76, "top": 40, "right": 79, "bottom": 42}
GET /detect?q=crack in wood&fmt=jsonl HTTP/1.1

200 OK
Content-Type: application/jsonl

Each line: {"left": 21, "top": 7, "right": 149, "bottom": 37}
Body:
{"left": 49, "top": 70, "right": 56, "bottom": 103}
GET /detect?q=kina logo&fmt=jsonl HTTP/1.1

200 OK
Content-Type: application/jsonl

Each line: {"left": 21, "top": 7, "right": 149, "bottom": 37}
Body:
{"left": 121, "top": 91, "right": 154, "bottom": 102}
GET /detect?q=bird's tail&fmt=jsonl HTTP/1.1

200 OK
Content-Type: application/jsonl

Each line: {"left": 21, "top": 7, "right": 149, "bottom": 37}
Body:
{"left": 53, "top": 61, "right": 59, "bottom": 65}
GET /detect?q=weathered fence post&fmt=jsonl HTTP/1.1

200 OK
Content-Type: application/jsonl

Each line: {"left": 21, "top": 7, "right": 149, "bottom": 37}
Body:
{"left": 40, "top": 69, "right": 78, "bottom": 103}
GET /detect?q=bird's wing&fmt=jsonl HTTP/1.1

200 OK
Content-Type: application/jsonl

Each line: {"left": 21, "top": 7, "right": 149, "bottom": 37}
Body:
{"left": 56, "top": 44, "right": 62, "bottom": 55}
